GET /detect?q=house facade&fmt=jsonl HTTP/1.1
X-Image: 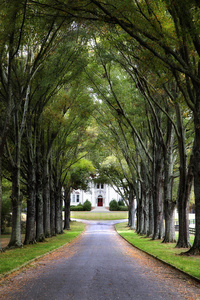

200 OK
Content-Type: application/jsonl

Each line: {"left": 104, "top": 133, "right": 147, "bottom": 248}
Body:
{"left": 70, "top": 182, "right": 122, "bottom": 209}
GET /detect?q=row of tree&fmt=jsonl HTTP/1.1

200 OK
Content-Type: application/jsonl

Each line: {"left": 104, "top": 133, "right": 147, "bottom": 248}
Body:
{"left": 0, "top": 2, "right": 96, "bottom": 249}
{"left": 0, "top": 0, "right": 200, "bottom": 255}
{"left": 87, "top": 36, "right": 193, "bottom": 249}
{"left": 59, "top": 0, "right": 200, "bottom": 254}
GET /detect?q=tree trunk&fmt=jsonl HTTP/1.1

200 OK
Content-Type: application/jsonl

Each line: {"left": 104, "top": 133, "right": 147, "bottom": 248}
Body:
{"left": 142, "top": 189, "right": 149, "bottom": 235}
{"left": 163, "top": 202, "right": 176, "bottom": 243}
{"left": 8, "top": 112, "right": 23, "bottom": 248}
{"left": 163, "top": 119, "right": 176, "bottom": 243}
{"left": 152, "top": 147, "right": 164, "bottom": 240}
{"left": 50, "top": 169, "right": 56, "bottom": 236}
{"left": 140, "top": 161, "right": 149, "bottom": 235}
{"left": 0, "top": 157, "right": 2, "bottom": 250}
{"left": 24, "top": 176, "right": 36, "bottom": 245}
{"left": 8, "top": 166, "right": 22, "bottom": 248}
{"left": 137, "top": 183, "right": 144, "bottom": 234}
{"left": 43, "top": 158, "right": 51, "bottom": 238}
{"left": 147, "top": 190, "right": 154, "bottom": 237}
{"left": 24, "top": 159, "right": 36, "bottom": 245}
{"left": 175, "top": 104, "right": 192, "bottom": 248}
{"left": 128, "top": 188, "right": 135, "bottom": 230}
{"left": 36, "top": 144, "right": 45, "bottom": 242}
{"left": 55, "top": 185, "right": 63, "bottom": 234}
{"left": 176, "top": 168, "right": 192, "bottom": 248}
{"left": 186, "top": 105, "right": 200, "bottom": 254}
{"left": 64, "top": 187, "right": 71, "bottom": 230}
{"left": 36, "top": 177, "right": 44, "bottom": 242}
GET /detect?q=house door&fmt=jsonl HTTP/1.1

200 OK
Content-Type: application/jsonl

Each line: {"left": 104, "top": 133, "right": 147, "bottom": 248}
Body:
{"left": 97, "top": 196, "right": 103, "bottom": 206}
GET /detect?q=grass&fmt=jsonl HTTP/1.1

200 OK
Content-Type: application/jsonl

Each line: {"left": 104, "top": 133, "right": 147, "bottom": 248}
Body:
{"left": 71, "top": 211, "right": 128, "bottom": 220}
{"left": 0, "top": 221, "right": 85, "bottom": 276}
{"left": 115, "top": 222, "right": 200, "bottom": 280}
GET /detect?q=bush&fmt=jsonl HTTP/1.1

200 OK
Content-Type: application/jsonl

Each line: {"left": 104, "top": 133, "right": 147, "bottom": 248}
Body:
{"left": 1, "top": 179, "right": 12, "bottom": 233}
{"left": 118, "top": 206, "right": 128, "bottom": 211}
{"left": 118, "top": 200, "right": 124, "bottom": 206}
{"left": 70, "top": 204, "right": 83, "bottom": 211}
{"left": 109, "top": 199, "right": 119, "bottom": 211}
{"left": 83, "top": 200, "right": 92, "bottom": 211}
{"left": 1, "top": 213, "right": 12, "bottom": 234}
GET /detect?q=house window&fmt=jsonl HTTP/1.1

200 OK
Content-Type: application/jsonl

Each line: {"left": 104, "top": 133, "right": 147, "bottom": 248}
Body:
{"left": 97, "top": 183, "right": 103, "bottom": 189}
{"left": 76, "top": 194, "right": 80, "bottom": 202}
{"left": 72, "top": 195, "right": 75, "bottom": 202}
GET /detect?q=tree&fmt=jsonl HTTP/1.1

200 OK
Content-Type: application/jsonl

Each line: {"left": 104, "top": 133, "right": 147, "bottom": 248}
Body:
{"left": 0, "top": 0, "right": 28, "bottom": 250}
{"left": 45, "top": 0, "right": 200, "bottom": 254}
{"left": 64, "top": 158, "right": 95, "bottom": 229}
{"left": 4, "top": 13, "right": 69, "bottom": 248}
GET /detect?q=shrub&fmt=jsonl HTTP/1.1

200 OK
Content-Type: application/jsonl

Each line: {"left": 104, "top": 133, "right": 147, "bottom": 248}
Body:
{"left": 83, "top": 200, "right": 91, "bottom": 211}
{"left": 70, "top": 204, "right": 83, "bottom": 211}
{"left": 118, "top": 206, "right": 128, "bottom": 211}
{"left": 109, "top": 199, "right": 119, "bottom": 211}
{"left": 118, "top": 200, "right": 124, "bottom": 206}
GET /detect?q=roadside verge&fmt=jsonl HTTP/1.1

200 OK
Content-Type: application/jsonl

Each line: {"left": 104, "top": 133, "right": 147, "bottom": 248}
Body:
{"left": 0, "top": 221, "right": 85, "bottom": 279}
{"left": 115, "top": 222, "right": 200, "bottom": 283}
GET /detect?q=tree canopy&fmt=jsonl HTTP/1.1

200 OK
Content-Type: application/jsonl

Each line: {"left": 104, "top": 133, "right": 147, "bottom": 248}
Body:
{"left": 0, "top": 0, "right": 200, "bottom": 255}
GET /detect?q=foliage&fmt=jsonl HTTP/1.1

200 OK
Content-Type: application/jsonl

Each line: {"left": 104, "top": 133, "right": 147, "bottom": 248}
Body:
{"left": 70, "top": 200, "right": 92, "bottom": 211}
{"left": 69, "top": 158, "right": 96, "bottom": 191}
{"left": 1, "top": 180, "right": 12, "bottom": 234}
{"left": 70, "top": 204, "right": 84, "bottom": 211}
{"left": 83, "top": 200, "right": 92, "bottom": 211}
{"left": 118, "top": 200, "right": 124, "bottom": 206}
{"left": 109, "top": 199, "right": 119, "bottom": 211}
{"left": 0, "top": 0, "right": 199, "bottom": 254}
{"left": 118, "top": 206, "right": 128, "bottom": 211}
{"left": 109, "top": 199, "right": 128, "bottom": 211}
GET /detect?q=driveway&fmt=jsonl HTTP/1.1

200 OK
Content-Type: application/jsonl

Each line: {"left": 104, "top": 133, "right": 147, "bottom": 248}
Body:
{"left": 0, "top": 220, "right": 199, "bottom": 299}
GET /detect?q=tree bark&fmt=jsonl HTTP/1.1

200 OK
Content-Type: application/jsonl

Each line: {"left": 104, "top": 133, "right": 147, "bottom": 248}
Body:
{"left": 64, "top": 187, "right": 71, "bottom": 230}
{"left": 55, "top": 184, "right": 63, "bottom": 234}
{"left": 128, "top": 188, "right": 135, "bottom": 230}
{"left": 0, "top": 157, "right": 2, "bottom": 250}
{"left": 147, "top": 189, "right": 154, "bottom": 237}
{"left": 186, "top": 103, "right": 200, "bottom": 254}
{"left": 163, "top": 119, "right": 176, "bottom": 243}
{"left": 175, "top": 104, "right": 192, "bottom": 248}
{"left": 43, "top": 158, "right": 51, "bottom": 238}
{"left": 36, "top": 142, "right": 45, "bottom": 242}
{"left": 24, "top": 157, "right": 36, "bottom": 245}
{"left": 152, "top": 139, "right": 164, "bottom": 240}
{"left": 8, "top": 167, "right": 23, "bottom": 248}
{"left": 142, "top": 188, "right": 149, "bottom": 236}
{"left": 137, "top": 181, "right": 144, "bottom": 234}
{"left": 50, "top": 163, "right": 56, "bottom": 236}
{"left": 8, "top": 111, "right": 23, "bottom": 248}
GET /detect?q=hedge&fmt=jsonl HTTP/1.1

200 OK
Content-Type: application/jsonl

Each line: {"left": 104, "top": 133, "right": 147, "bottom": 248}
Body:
{"left": 70, "top": 200, "right": 92, "bottom": 211}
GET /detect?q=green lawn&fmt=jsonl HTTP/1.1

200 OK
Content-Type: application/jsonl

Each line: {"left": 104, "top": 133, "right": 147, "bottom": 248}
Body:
{"left": 0, "top": 221, "right": 85, "bottom": 276}
{"left": 115, "top": 222, "right": 200, "bottom": 280}
{"left": 71, "top": 211, "right": 128, "bottom": 220}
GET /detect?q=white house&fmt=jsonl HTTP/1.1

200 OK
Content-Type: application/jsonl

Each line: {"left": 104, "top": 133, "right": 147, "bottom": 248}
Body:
{"left": 70, "top": 182, "right": 122, "bottom": 209}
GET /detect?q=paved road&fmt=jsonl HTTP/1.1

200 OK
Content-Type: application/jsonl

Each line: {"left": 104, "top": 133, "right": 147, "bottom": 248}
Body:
{"left": 0, "top": 220, "right": 200, "bottom": 300}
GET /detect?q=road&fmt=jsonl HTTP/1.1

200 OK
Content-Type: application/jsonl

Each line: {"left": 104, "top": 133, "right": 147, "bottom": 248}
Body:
{"left": 0, "top": 220, "right": 200, "bottom": 300}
